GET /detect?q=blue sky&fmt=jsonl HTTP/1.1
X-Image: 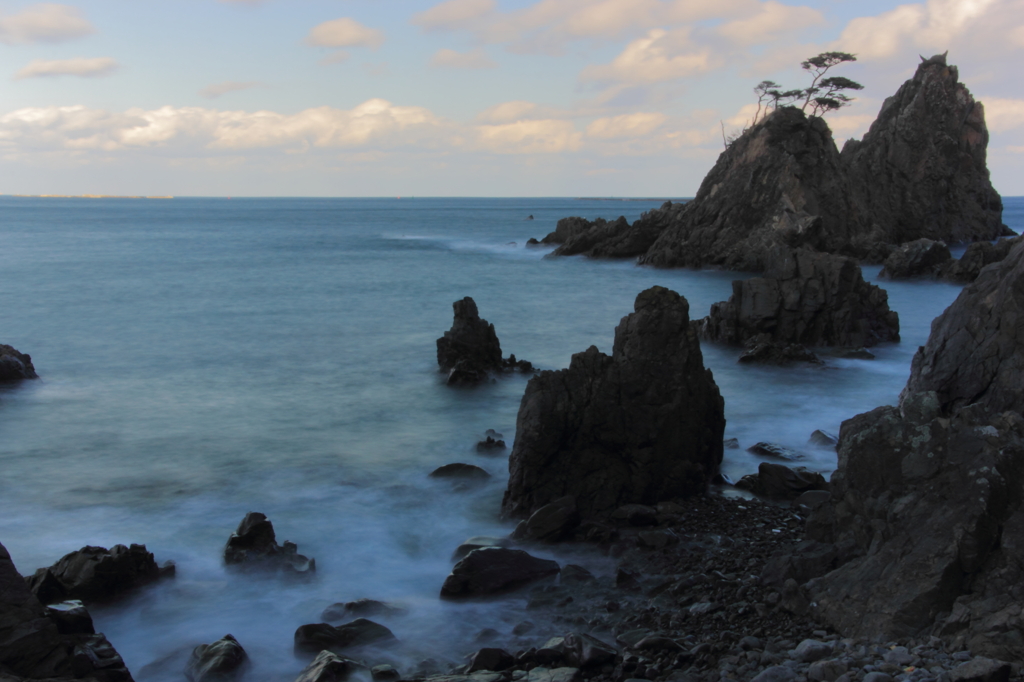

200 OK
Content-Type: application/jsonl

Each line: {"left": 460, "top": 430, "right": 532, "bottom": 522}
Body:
{"left": 2, "top": 0, "right": 1022, "bottom": 196}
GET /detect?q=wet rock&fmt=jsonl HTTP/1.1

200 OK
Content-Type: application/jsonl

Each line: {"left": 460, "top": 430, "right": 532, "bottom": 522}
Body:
{"left": 321, "top": 599, "right": 404, "bottom": 622}
{"left": 437, "top": 297, "right": 504, "bottom": 385}
{"left": 466, "top": 648, "right": 514, "bottom": 672}
{"left": 294, "top": 619, "right": 397, "bottom": 657}
{"left": 611, "top": 504, "right": 658, "bottom": 527}
{"left": 185, "top": 634, "right": 247, "bottom": 682}
{"left": 527, "top": 667, "right": 579, "bottom": 682}
{"left": 747, "top": 443, "right": 801, "bottom": 461}
{"left": 948, "top": 657, "right": 1012, "bottom": 682}
{"left": 902, "top": 239, "right": 1024, "bottom": 417}
{"left": 503, "top": 287, "right": 725, "bottom": 520}
{"left": 526, "top": 237, "right": 541, "bottom": 246}
{"left": 224, "top": 512, "right": 315, "bottom": 576}
{"left": 451, "top": 537, "right": 512, "bottom": 562}
{"left": 0, "top": 344, "right": 38, "bottom": 381}
{"left": 724, "top": 438, "right": 740, "bottom": 450}
{"left": 429, "top": 463, "right": 491, "bottom": 481}
{"left": 793, "top": 639, "right": 832, "bottom": 662}
{"left": 843, "top": 55, "right": 1008, "bottom": 246}
{"left": 559, "top": 565, "right": 595, "bottom": 584}
{"left": 371, "top": 664, "right": 400, "bottom": 681}
{"left": 752, "top": 665, "right": 796, "bottom": 682}
{"left": 512, "top": 496, "right": 581, "bottom": 543}
{"left": 794, "top": 491, "right": 831, "bottom": 509}
{"left": 295, "top": 650, "right": 367, "bottom": 682}
{"left": 46, "top": 600, "right": 95, "bottom": 635}
{"left": 878, "top": 239, "right": 952, "bottom": 279}
{"left": 697, "top": 246, "right": 900, "bottom": 349}
{"left": 547, "top": 215, "right": 663, "bottom": 259}
{"left": 440, "top": 547, "right": 560, "bottom": 599}
{"left": 940, "top": 236, "right": 1022, "bottom": 283}
{"left": 738, "top": 336, "right": 822, "bottom": 365}
{"left": 808, "top": 430, "right": 838, "bottom": 448}
{"left": 476, "top": 436, "right": 506, "bottom": 452}
{"left": 26, "top": 543, "right": 172, "bottom": 604}
{"left": 734, "top": 463, "right": 827, "bottom": 500}
{"left": 503, "top": 354, "right": 534, "bottom": 373}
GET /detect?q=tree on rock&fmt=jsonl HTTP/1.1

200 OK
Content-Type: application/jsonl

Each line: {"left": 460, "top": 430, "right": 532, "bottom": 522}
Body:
{"left": 799, "top": 52, "right": 862, "bottom": 115}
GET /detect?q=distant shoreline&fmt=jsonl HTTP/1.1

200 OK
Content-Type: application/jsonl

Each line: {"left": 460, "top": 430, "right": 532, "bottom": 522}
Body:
{"left": 5, "top": 194, "right": 174, "bottom": 199}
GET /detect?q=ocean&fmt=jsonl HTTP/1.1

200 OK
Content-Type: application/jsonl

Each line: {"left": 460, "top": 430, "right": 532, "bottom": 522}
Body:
{"left": 1, "top": 196, "right": 1021, "bottom": 679}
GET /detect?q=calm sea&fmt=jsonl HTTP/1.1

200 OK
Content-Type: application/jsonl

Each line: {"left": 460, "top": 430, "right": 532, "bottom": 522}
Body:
{"left": 1, "top": 196, "right": 1021, "bottom": 679}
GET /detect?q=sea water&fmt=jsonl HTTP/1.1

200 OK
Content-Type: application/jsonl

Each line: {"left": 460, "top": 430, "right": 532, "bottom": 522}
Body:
{"left": 0, "top": 196, "right": 1020, "bottom": 679}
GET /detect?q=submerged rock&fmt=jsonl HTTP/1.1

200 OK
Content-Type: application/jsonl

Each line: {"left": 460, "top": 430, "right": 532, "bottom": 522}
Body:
{"left": 0, "top": 344, "right": 38, "bottom": 381}
{"left": 223, "top": 512, "right": 315, "bottom": 576}
{"left": 440, "top": 547, "right": 560, "bottom": 599}
{"left": 294, "top": 619, "right": 398, "bottom": 657}
{"left": 26, "top": 543, "right": 173, "bottom": 605}
{"left": 503, "top": 286, "right": 724, "bottom": 520}
{"left": 321, "top": 599, "right": 405, "bottom": 622}
{"left": 511, "top": 496, "right": 581, "bottom": 543}
{"left": 185, "top": 634, "right": 248, "bottom": 682}
{"left": 429, "top": 463, "right": 491, "bottom": 480}
{"left": 737, "top": 336, "right": 822, "bottom": 366}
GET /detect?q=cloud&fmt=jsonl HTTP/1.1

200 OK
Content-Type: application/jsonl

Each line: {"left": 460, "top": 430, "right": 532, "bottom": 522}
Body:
{"left": 412, "top": 0, "right": 496, "bottom": 31}
{"left": 0, "top": 3, "right": 94, "bottom": 45}
{"left": 717, "top": 1, "right": 824, "bottom": 46}
{"left": 219, "top": 0, "right": 266, "bottom": 5}
{"left": 586, "top": 112, "right": 667, "bottom": 139}
{"left": 580, "top": 29, "right": 714, "bottom": 84}
{"left": 981, "top": 97, "right": 1024, "bottom": 132}
{"left": 430, "top": 47, "right": 496, "bottom": 69}
{"left": 199, "top": 81, "right": 264, "bottom": 99}
{"left": 475, "top": 101, "right": 542, "bottom": 124}
{"left": 305, "top": 18, "right": 385, "bottom": 49}
{"left": 13, "top": 57, "right": 118, "bottom": 79}
{"left": 473, "top": 119, "right": 583, "bottom": 154}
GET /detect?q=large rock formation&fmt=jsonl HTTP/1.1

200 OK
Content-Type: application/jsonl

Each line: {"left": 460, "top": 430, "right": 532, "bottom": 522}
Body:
{"left": 842, "top": 54, "right": 1008, "bottom": 246}
{"left": 26, "top": 544, "right": 173, "bottom": 605}
{"left": 0, "top": 344, "right": 38, "bottom": 381}
{"left": 436, "top": 297, "right": 531, "bottom": 384}
{"left": 223, "top": 512, "right": 315, "bottom": 576}
{"left": 543, "top": 209, "right": 677, "bottom": 259}
{"left": 696, "top": 247, "right": 900, "bottom": 348}
{"left": 502, "top": 286, "right": 725, "bottom": 520}
{"left": 940, "top": 236, "right": 1022, "bottom": 283}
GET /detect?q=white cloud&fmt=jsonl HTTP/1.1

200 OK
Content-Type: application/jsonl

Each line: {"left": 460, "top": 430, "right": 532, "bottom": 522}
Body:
{"left": 580, "top": 29, "right": 714, "bottom": 84}
{"left": 14, "top": 57, "right": 118, "bottom": 79}
{"left": 476, "top": 101, "right": 542, "bottom": 124}
{"left": 412, "top": 0, "right": 496, "bottom": 31}
{"left": 981, "top": 97, "right": 1024, "bottom": 132}
{"left": 200, "top": 81, "right": 264, "bottom": 99}
{"left": 0, "top": 3, "right": 94, "bottom": 45}
{"left": 305, "top": 18, "right": 385, "bottom": 49}
{"left": 586, "top": 112, "right": 667, "bottom": 139}
{"left": 430, "top": 47, "right": 496, "bottom": 69}
{"left": 474, "top": 119, "right": 583, "bottom": 154}
{"left": 717, "top": 1, "right": 824, "bottom": 46}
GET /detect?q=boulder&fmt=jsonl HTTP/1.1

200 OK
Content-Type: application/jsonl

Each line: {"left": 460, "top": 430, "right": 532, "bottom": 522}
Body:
{"left": 696, "top": 246, "right": 900, "bottom": 349}
{"left": 321, "top": 599, "right": 404, "bottom": 622}
{"left": 746, "top": 443, "right": 801, "bottom": 461}
{"left": 26, "top": 543, "right": 173, "bottom": 604}
{"left": 436, "top": 298, "right": 504, "bottom": 385}
{"left": 451, "top": 536, "right": 511, "bottom": 562}
{"left": 185, "top": 634, "right": 247, "bottom": 682}
{"left": 294, "top": 650, "right": 366, "bottom": 682}
{"left": 429, "top": 463, "right": 491, "bottom": 480}
{"left": 511, "top": 496, "right": 581, "bottom": 543}
{"left": 902, "top": 239, "right": 1024, "bottom": 417}
{"left": 842, "top": 54, "right": 1009, "bottom": 246}
{"left": 502, "top": 287, "right": 725, "bottom": 520}
{"left": 223, "top": 512, "right": 315, "bottom": 576}
{"left": 466, "top": 648, "right": 515, "bottom": 673}
{"left": 46, "top": 600, "right": 95, "bottom": 635}
{"left": 440, "top": 547, "right": 560, "bottom": 599}
{"left": 0, "top": 344, "right": 38, "bottom": 381}
{"left": 808, "top": 430, "right": 838, "bottom": 448}
{"left": 878, "top": 239, "right": 952, "bottom": 279}
{"left": 294, "top": 619, "right": 397, "bottom": 657}
{"left": 475, "top": 436, "right": 506, "bottom": 452}
{"left": 734, "top": 463, "right": 827, "bottom": 500}
{"left": 940, "top": 236, "right": 1022, "bottom": 283}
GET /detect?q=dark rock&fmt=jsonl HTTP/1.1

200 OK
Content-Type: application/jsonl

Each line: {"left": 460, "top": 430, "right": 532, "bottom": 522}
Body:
{"left": 429, "top": 463, "right": 491, "bottom": 480}
{"left": 696, "top": 246, "right": 900, "bottom": 349}
{"left": 610, "top": 505, "right": 658, "bottom": 527}
{"left": 902, "top": 240, "right": 1024, "bottom": 417}
{"left": 940, "top": 236, "right": 1022, "bottom": 283}
{"left": 451, "top": 536, "right": 512, "bottom": 562}
{"left": 370, "top": 664, "right": 400, "bottom": 681}
{"left": 436, "top": 297, "right": 503, "bottom": 385}
{"left": 737, "top": 336, "right": 822, "bottom": 365}
{"left": 26, "top": 543, "right": 171, "bottom": 604}
{"left": 46, "top": 600, "right": 95, "bottom": 635}
{"left": 294, "top": 619, "right": 397, "bottom": 657}
{"left": 475, "top": 437, "right": 506, "bottom": 452}
{"left": 511, "top": 496, "right": 581, "bottom": 543}
{"left": 440, "top": 547, "right": 560, "bottom": 599}
{"left": 474, "top": 628, "right": 499, "bottom": 643}
{"left": 547, "top": 215, "right": 663, "bottom": 259}
{"left": 615, "top": 568, "right": 640, "bottom": 591}
{"left": 321, "top": 599, "right": 404, "bottom": 622}
{"left": 502, "top": 354, "right": 534, "bottom": 373}
{"left": 752, "top": 665, "right": 797, "bottom": 682}
{"left": 734, "top": 463, "right": 827, "bottom": 500}
{"left": 467, "top": 648, "right": 514, "bottom": 672}
{"left": 559, "top": 565, "right": 595, "bottom": 584}
{"left": 0, "top": 344, "right": 38, "bottom": 381}
{"left": 948, "top": 657, "right": 1012, "bottom": 682}
{"left": 793, "top": 639, "right": 831, "bottom": 663}
{"left": 878, "top": 239, "right": 952, "bottom": 279}
{"left": 526, "top": 237, "right": 541, "bottom": 246}
{"left": 223, "top": 512, "right": 315, "bottom": 576}
{"left": 808, "top": 430, "right": 838, "bottom": 448}
{"left": 295, "top": 650, "right": 365, "bottom": 682}
{"left": 185, "top": 634, "right": 247, "bottom": 682}
{"left": 723, "top": 438, "right": 740, "bottom": 450}
{"left": 746, "top": 443, "right": 801, "bottom": 461}
{"left": 794, "top": 491, "right": 831, "bottom": 509}
{"left": 503, "top": 287, "right": 725, "bottom": 520}
{"left": 842, "top": 55, "right": 1008, "bottom": 246}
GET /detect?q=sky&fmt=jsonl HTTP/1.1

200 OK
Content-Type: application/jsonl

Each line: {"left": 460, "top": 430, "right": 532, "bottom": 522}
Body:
{"left": 1, "top": 0, "right": 1023, "bottom": 197}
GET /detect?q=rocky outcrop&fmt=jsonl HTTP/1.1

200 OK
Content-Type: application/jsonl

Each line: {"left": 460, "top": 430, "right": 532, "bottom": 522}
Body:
{"left": 543, "top": 211, "right": 671, "bottom": 259}
{"left": 437, "top": 297, "right": 503, "bottom": 385}
{"left": 734, "top": 463, "right": 827, "bottom": 500}
{"left": 185, "top": 634, "right": 248, "bottom": 682}
{"left": 940, "top": 236, "right": 1021, "bottom": 283}
{"left": 440, "top": 548, "right": 560, "bottom": 599}
{"left": 1, "top": 541, "right": 133, "bottom": 682}
{"left": 223, "top": 512, "right": 315, "bottom": 576}
{"left": 25, "top": 544, "right": 173, "bottom": 605}
{"left": 294, "top": 619, "right": 397, "bottom": 657}
{"left": 879, "top": 238, "right": 952, "bottom": 279}
{"left": 902, "top": 239, "right": 1024, "bottom": 417}
{"left": 842, "top": 54, "right": 1009, "bottom": 246}
{"left": 0, "top": 344, "right": 38, "bottom": 381}
{"left": 696, "top": 247, "right": 900, "bottom": 349}
{"left": 294, "top": 650, "right": 366, "bottom": 682}
{"left": 736, "top": 336, "right": 821, "bottom": 366}
{"left": 502, "top": 287, "right": 724, "bottom": 520}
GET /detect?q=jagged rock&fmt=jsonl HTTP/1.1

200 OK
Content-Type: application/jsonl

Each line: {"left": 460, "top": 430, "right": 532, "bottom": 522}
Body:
{"left": 466, "top": 648, "right": 515, "bottom": 673}
{"left": 697, "top": 246, "right": 900, "bottom": 349}
{"left": 511, "top": 496, "right": 581, "bottom": 543}
{"left": 0, "top": 344, "right": 38, "bottom": 381}
{"left": 0, "top": 541, "right": 133, "bottom": 682}
{"left": 371, "top": 664, "right": 400, "bottom": 681}
{"left": 294, "top": 619, "right": 397, "bottom": 657}
{"left": 321, "top": 599, "right": 405, "bottom": 622}
{"left": 475, "top": 436, "right": 506, "bottom": 452}
{"left": 26, "top": 543, "right": 173, "bottom": 604}
{"left": 294, "top": 650, "right": 366, "bottom": 682}
{"left": 429, "top": 463, "right": 491, "bottom": 480}
{"left": 437, "top": 297, "right": 504, "bottom": 385}
{"left": 223, "top": 512, "right": 315, "bottom": 576}
{"left": 185, "top": 634, "right": 247, "bottom": 682}
{"left": 902, "top": 239, "right": 1024, "bottom": 417}
{"left": 546, "top": 214, "right": 666, "bottom": 259}
{"left": 878, "top": 238, "right": 952, "bottom": 279}
{"left": 737, "top": 336, "right": 822, "bottom": 365}
{"left": 502, "top": 287, "right": 724, "bottom": 520}
{"left": 940, "top": 236, "right": 1022, "bottom": 283}
{"left": 451, "top": 537, "right": 511, "bottom": 562}
{"left": 948, "top": 657, "right": 1012, "bottom": 682}
{"left": 733, "top": 463, "right": 827, "bottom": 500}
{"left": 747, "top": 443, "right": 801, "bottom": 461}
{"left": 46, "top": 600, "right": 94, "bottom": 635}
{"left": 842, "top": 55, "right": 1009, "bottom": 246}
{"left": 439, "top": 547, "right": 559, "bottom": 599}
{"left": 808, "top": 430, "right": 838, "bottom": 448}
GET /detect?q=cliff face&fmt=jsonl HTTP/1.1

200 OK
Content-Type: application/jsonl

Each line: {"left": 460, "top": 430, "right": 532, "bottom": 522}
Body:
{"left": 842, "top": 55, "right": 1008, "bottom": 246}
